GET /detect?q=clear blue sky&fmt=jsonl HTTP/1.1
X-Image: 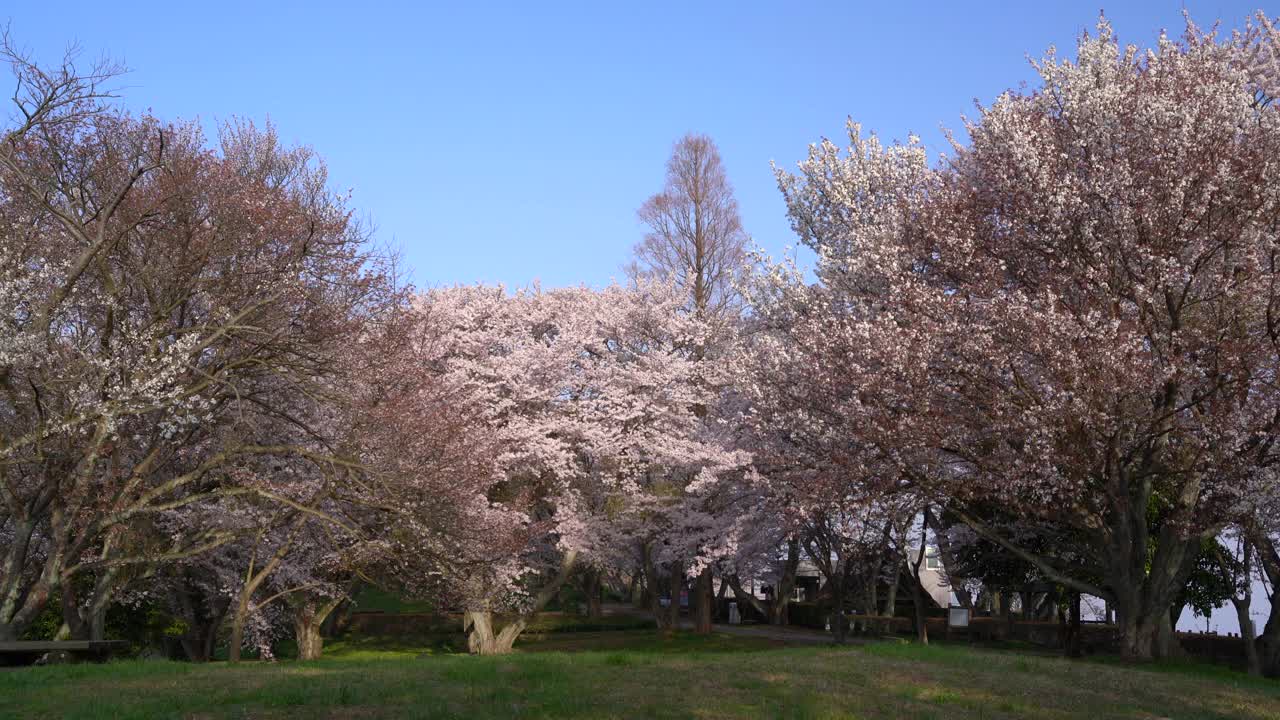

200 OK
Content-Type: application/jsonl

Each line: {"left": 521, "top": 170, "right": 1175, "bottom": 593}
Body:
{"left": 3, "top": 1, "right": 1270, "bottom": 290}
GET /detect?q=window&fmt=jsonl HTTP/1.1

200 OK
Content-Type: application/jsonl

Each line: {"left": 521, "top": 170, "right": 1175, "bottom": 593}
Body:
{"left": 925, "top": 555, "right": 941, "bottom": 570}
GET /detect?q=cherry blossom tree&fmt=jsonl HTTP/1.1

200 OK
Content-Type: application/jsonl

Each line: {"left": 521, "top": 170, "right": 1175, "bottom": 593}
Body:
{"left": 356, "top": 280, "right": 747, "bottom": 652}
{"left": 350, "top": 285, "right": 589, "bottom": 655}
{"left": 0, "top": 44, "right": 395, "bottom": 642}
{"left": 736, "top": 255, "right": 923, "bottom": 642}
{"left": 773, "top": 15, "right": 1280, "bottom": 659}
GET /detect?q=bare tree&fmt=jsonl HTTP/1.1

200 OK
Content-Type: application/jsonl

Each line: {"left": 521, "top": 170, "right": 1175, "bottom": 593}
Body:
{"left": 632, "top": 134, "right": 749, "bottom": 634}
{"left": 633, "top": 133, "right": 748, "bottom": 318}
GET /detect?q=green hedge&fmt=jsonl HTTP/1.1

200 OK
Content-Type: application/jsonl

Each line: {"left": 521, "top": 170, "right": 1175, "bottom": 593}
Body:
{"left": 787, "top": 602, "right": 830, "bottom": 630}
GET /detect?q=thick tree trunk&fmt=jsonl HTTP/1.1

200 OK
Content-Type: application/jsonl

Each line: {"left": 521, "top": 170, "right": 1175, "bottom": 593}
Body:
{"left": 694, "top": 568, "right": 713, "bottom": 634}
{"left": 465, "top": 609, "right": 498, "bottom": 654}
{"left": 1095, "top": 510, "right": 1199, "bottom": 661}
{"left": 464, "top": 550, "right": 578, "bottom": 655}
{"left": 295, "top": 612, "right": 324, "bottom": 661}
{"left": 1116, "top": 605, "right": 1181, "bottom": 661}
{"left": 0, "top": 573, "right": 56, "bottom": 643}
{"left": 1249, "top": 531, "right": 1280, "bottom": 677}
{"left": 464, "top": 608, "right": 531, "bottom": 655}
{"left": 0, "top": 518, "right": 39, "bottom": 642}
{"left": 1258, "top": 620, "right": 1280, "bottom": 680}
{"left": 293, "top": 597, "right": 342, "bottom": 661}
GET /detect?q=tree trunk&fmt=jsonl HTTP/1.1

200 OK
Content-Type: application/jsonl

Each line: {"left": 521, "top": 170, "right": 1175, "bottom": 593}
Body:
{"left": 87, "top": 605, "right": 107, "bottom": 642}
{"left": 882, "top": 558, "right": 901, "bottom": 617}
{"left": 0, "top": 572, "right": 55, "bottom": 643}
{"left": 642, "top": 544, "right": 674, "bottom": 630}
{"left": 228, "top": 516, "right": 308, "bottom": 663}
{"left": 59, "top": 584, "right": 89, "bottom": 641}
{"left": 713, "top": 574, "right": 728, "bottom": 622}
{"left": 694, "top": 567, "right": 713, "bottom": 634}
{"left": 584, "top": 568, "right": 603, "bottom": 619}
{"left": 1066, "top": 592, "right": 1082, "bottom": 658}
{"left": 0, "top": 518, "right": 41, "bottom": 642}
{"left": 726, "top": 574, "right": 766, "bottom": 620}
{"left": 627, "top": 572, "right": 641, "bottom": 608}
{"left": 830, "top": 562, "right": 848, "bottom": 644}
{"left": 1107, "top": 529, "right": 1199, "bottom": 661}
{"left": 228, "top": 590, "right": 250, "bottom": 663}
{"left": 464, "top": 550, "right": 578, "bottom": 654}
{"left": 1231, "top": 594, "right": 1261, "bottom": 676}
{"left": 180, "top": 618, "right": 222, "bottom": 663}
{"left": 666, "top": 560, "right": 683, "bottom": 630}
{"left": 770, "top": 538, "right": 801, "bottom": 626}
{"left": 1116, "top": 605, "right": 1174, "bottom": 661}
{"left": 911, "top": 510, "right": 930, "bottom": 645}
{"left": 1249, "top": 530, "right": 1280, "bottom": 677}
{"left": 1257, "top": 616, "right": 1280, "bottom": 680}
{"left": 172, "top": 573, "right": 229, "bottom": 662}
{"left": 295, "top": 603, "right": 324, "bottom": 661}
{"left": 465, "top": 608, "right": 532, "bottom": 655}
{"left": 293, "top": 597, "right": 342, "bottom": 661}
{"left": 465, "top": 608, "right": 498, "bottom": 655}
{"left": 84, "top": 567, "right": 122, "bottom": 643}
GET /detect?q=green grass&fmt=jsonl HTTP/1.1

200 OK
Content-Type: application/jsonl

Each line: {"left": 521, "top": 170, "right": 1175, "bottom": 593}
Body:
{"left": 349, "top": 586, "right": 439, "bottom": 614}
{"left": 4, "top": 632, "right": 1280, "bottom": 719}
{"left": 324, "top": 613, "right": 659, "bottom": 658}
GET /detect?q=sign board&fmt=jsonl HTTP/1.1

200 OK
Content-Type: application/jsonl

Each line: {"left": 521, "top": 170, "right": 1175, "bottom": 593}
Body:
{"left": 948, "top": 606, "right": 971, "bottom": 628}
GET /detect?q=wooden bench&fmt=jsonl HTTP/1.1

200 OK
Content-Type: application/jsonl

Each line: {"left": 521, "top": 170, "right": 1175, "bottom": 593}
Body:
{"left": 0, "top": 640, "right": 129, "bottom": 666}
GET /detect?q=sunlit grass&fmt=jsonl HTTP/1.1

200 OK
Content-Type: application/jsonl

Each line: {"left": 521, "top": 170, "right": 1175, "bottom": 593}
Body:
{"left": 4, "top": 633, "right": 1279, "bottom": 719}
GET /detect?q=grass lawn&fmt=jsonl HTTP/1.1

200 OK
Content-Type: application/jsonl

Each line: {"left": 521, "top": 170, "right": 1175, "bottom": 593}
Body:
{"left": 346, "top": 586, "right": 440, "bottom": 614}
{"left": 3, "top": 632, "right": 1280, "bottom": 719}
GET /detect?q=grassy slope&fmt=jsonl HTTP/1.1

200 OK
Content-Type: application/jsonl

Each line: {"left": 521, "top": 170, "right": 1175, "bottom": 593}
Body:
{"left": 4, "top": 633, "right": 1280, "bottom": 720}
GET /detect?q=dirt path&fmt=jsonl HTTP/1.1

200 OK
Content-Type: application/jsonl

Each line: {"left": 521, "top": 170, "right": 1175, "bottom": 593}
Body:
{"left": 701, "top": 622, "right": 854, "bottom": 645}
